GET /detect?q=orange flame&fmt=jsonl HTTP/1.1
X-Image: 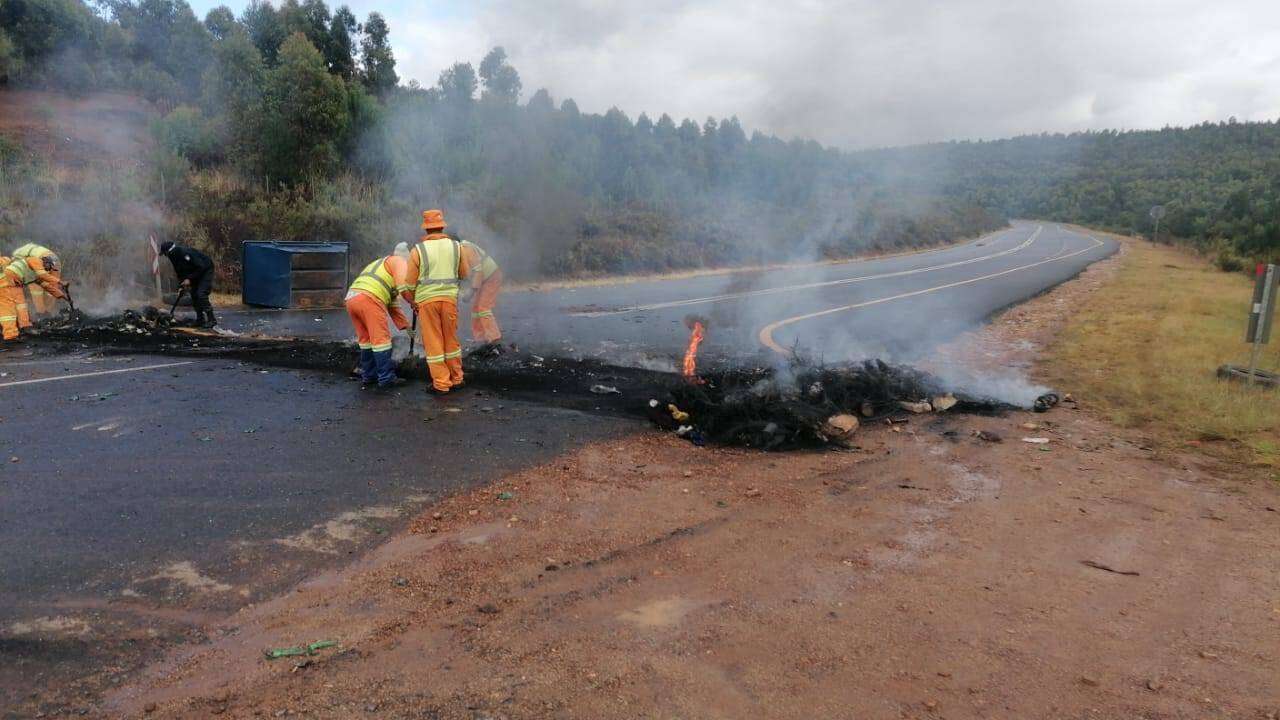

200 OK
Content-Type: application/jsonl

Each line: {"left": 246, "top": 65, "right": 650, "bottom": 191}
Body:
{"left": 683, "top": 320, "right": 705, "bottom": 383}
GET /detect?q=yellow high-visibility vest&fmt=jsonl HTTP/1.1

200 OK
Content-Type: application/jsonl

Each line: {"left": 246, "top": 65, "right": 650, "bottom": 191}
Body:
{"left": 5, "top": 244, "right": 56, "bottom": 285}
{"left": 415, "top": 236, "right": 461, "bottom": 302}
{"left": 462, "top": 240, "right": 499, "bottom": 282}
{"left": 349, "top": 257, "right": 399, "bottom": 305}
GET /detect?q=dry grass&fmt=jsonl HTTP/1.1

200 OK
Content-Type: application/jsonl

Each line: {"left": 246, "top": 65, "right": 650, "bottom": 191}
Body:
{"left": 1043, "top": 237, "right": 1280, "bottom": 467}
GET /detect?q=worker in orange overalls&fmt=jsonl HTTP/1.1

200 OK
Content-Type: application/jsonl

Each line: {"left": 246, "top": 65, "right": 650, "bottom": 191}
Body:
{"left": 346, "top": 246, "right": 413, "bottom": 389}
{"left": 26, "top": 284, "right": 55, "bottom": 319}
{"left": 403, "top": 209, "right": 470, "bottom": 394}
{"left": 460, "top": 238, "right": 502, "bottom": 344}
{"left": 2, "top": 243, "right": 66, "bottom": 343}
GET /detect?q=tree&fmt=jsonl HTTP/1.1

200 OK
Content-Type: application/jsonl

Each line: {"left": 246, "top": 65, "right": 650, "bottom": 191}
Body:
{"left": 278, "top": 0, "right": 331, "bottom": 61}
{"left": 0, "top": 0, "right": 100, "bottom": 65}
{"left": 358, "top": 11, "right": 395, "bottom": 95}
{"left": 203, "top": 5, "right": 235, "bottom": 40}
{"left": 436, "top": 61, "right": 475, "bottom": 104}
{"left": 478, "top": 46, "right": 520, "bottom": 103}
{"left": 260, "top": 32, "right": 350, "bottom": 182}
{"left": 0, "top": 28, "right": 22, "bottom": 82}
{"left": 241, "top": 0, "right": 284, "bottom": 65}
{"left": 526, "top": 87, "right": 553, "bottom": 113}
{"left": 108, "top": 0, "right": 213, "bottom": 100}
{"left": 201, "top": 29, "right": 264, "bottom": 168}
{"left": 326, "top": 4, "right": 356, "bottom": 79}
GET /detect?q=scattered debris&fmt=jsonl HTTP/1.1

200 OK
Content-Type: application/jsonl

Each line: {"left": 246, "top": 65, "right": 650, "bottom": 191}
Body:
{"left": 974, "top": 430, "right": 1003, "bottom": 443}
{"left": 589, "top": 384, "right": 621, "bottom": 395}
{"left": 667, "top": 359, "right": 1012, "bottom": 450}
{"left": 496, "top": 492, "right": 514, "bottom": 501}
{"left": 1021, "top": 437, "right": 1051, "bottom": 444}
{"left": 477, "top": 603, "right": 500, "bottom": 614}
{"left": 264, "top": 640, "right": 338, "bottom": 660}
{"left": 1080, "top": 560, "right": 1140, "bottom": 576}
{"left": 931, "top": 394, "right": 958, "bottom": 411}
{"left": 821, "top": 414, "right": 860, "bottom": 445}
{"left": 668, "top": 404, "right": 690, "bottom": 423}
{"left": 1033, "top": 392, "right": 1061, "bottom": 412}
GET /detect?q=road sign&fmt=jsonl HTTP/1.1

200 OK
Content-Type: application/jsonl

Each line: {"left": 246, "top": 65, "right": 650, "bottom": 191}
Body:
{"left": 1245, "top": 263, "right": 1278, "bottom": 384}
{"left": 149, "top": 235, "right": 164, "bottom": 302}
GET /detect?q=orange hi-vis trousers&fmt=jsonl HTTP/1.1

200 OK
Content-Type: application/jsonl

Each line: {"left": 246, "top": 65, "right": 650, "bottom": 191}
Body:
{"left": 470, "top": 269, "right": 503, "bottom": 343}
{"left": 0, "top": 283, "right": 20, "bottom": 340}
{"left": 27, "top": 284, "right": 54, "bottom": 317}
{"left": 346, "top": 291, "right": 395, "bottom": 353}
{"left": 418, "top": 299, "right": 462, "bottom": 392}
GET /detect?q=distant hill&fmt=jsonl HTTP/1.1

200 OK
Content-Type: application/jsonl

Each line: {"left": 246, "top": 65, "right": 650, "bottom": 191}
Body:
{"left": 854, "top": 119, "right": 1280, "bottom": 267}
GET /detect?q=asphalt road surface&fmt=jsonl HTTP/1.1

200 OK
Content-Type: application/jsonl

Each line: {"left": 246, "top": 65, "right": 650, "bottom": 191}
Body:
{"left": 221, "top": 221, "right": 1115, "bottom": 368}
{"left": 0, "top": 220, "right": 1114, "bottom": 712}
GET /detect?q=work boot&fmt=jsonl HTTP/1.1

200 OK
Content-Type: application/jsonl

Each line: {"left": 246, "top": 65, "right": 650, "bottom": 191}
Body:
{"left": 376, "top": 377, "right": 407, "bottom": 391}
{"left": 202, "top": 310, "right": 217, "bottom": 328}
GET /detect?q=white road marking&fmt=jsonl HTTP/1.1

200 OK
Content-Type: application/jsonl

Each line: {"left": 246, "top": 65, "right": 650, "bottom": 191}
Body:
{"left": 758, "top": 230, "right": 1106, "bottom": 354}
{"left": 0, "top": 361, "right": 194, "bottom": 389}
{"left": 572, "top": 226, "right": 1042, "bottom": 317}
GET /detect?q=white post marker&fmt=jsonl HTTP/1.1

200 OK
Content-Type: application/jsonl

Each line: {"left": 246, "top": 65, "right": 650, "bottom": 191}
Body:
{"left": 1245, "top": 263, "right": 1277, "bottom": 385}
{"left": 150, "top": 235, "right": 164, "bottom": 302}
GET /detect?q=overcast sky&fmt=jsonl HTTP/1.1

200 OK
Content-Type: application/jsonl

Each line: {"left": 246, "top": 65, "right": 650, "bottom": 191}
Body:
{"left": 188, "top": 0, "right": 1280, "bottom": 149}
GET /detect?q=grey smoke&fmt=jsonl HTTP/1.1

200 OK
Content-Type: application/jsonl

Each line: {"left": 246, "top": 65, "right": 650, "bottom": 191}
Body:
{"left": 368, "top": 0, "right": 1280, "bottom": 149}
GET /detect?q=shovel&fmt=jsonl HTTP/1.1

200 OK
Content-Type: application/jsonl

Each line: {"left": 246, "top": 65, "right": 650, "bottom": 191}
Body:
{"left": 169, "top": 285, "right": 187, "bottom": 318}
{"left": 61, "top": 281, "right": 76, "bottom": 313}
{"left": 407, "top": 306, "right": 419, "bottom": 357}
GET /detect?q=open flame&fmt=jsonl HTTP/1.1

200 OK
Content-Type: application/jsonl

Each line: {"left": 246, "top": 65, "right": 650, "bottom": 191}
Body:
{"left": 683, "top": 315, "right": 706, "bottom": 383}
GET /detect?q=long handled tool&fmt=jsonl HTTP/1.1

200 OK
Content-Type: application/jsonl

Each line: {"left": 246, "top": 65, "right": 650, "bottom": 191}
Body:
{"left": 61, "top": 281, "right": 76, "bottom": 313}
{"left": 408, "top": 305, "right": 419, "bottom": 357}
{"left": 169, "top": 285, "right": 187, "bottom": 317}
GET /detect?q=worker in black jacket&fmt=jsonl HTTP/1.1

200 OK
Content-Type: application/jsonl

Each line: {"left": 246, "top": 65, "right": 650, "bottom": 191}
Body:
{"left": 159, "top": 241, "right": 216, "bottom": 327}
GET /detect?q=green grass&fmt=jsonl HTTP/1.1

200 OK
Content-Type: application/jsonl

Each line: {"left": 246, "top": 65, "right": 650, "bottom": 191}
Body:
{"left": 1043, "top": 238, "right": 1280, "bottom": 467}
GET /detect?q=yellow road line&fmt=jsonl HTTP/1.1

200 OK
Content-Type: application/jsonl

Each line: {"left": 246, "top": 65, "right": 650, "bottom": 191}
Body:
{"left": 0, "top": 360, "right": 195, "bottom": 389}
{"left": 758, "top": 231, "right": 1105, "bottom": 355}
{"left": 572, "top": 226, "right": 1043, "bottom": 317}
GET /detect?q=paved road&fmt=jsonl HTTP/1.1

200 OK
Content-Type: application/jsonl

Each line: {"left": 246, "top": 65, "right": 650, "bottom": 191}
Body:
{"left": 0, "top": 220, "right": 1114, "bottom": 712}
{"left": 221, "top": 221, "right": 1115, "bottom": 368}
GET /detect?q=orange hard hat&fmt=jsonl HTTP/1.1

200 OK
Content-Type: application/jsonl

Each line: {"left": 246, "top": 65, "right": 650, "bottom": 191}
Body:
{"left": 421, "top": 209, "right": 447, "bottom": 231}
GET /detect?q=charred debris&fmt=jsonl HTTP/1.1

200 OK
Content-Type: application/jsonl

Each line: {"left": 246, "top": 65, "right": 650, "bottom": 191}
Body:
{"left": 28, "top": 309, "right": 1057, "bottom": 450}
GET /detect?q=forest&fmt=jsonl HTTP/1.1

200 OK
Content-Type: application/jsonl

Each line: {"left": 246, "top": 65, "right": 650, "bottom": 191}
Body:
{"left": 1, "top": 0, "right": 1276, "bottom": 288}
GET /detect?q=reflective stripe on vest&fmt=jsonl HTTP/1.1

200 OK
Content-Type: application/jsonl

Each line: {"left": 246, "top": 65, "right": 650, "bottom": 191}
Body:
{"left": 7, "top": 244, "right": 53, "bottom": 286}
{"left": 349, "top": 257, "right": 397, "bottom": 305}
{"left": 415, "top": 237, "right": 461, "bottom": 302}
{"left": 462, "top": 241, "right": 498, "bottom": 281}
{"left": 3, "top": 257, "right": 35, "bottom": 285}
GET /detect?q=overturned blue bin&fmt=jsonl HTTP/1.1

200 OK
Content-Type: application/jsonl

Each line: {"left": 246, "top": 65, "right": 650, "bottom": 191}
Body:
{"left": 242, "top": 241, "right": 350, "bottom": 308}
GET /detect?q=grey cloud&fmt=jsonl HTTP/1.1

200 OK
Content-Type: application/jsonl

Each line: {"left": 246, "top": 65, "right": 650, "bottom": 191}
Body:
{"left": 440, "top": 0, "right": 1280, "bottom": 148}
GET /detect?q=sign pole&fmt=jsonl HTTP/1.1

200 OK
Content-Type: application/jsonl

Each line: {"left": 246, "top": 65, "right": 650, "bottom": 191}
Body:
{"left": 149, "top": 235, "right": 163, "bottom": 303}
{"left": 1246, "top": 264, "right": 1277, "bottom": 385}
